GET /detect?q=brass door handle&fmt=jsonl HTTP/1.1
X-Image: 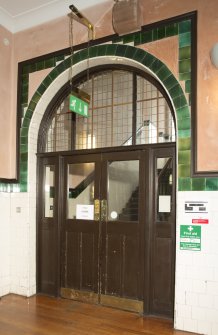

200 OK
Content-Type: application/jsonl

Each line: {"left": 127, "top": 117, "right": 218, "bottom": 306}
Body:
{"left": 101, "top": 199, "right": 107, "bottom": 221}
{"left": 94, "top": 199, "right": 100, "bottom": 221}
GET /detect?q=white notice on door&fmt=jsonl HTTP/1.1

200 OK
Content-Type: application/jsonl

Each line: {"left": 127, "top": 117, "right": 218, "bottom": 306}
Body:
{"left": 159, "top": 195, "right": 171, "bottom": 213}
{"left": 76, "top": 204, "right": 94, "bottom": 220}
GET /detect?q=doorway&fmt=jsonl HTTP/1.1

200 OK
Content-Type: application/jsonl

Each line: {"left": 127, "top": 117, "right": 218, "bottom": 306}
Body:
{"left": 37, "top": 144, "right": 175, "bottom": 317}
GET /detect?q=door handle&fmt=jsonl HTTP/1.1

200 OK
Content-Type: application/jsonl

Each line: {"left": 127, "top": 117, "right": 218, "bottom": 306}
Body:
{"left": 101, "top": 199, "right": 107, "bottom": 221}
{"left": 94, "top": 199, "right": 100, "bottom": 221}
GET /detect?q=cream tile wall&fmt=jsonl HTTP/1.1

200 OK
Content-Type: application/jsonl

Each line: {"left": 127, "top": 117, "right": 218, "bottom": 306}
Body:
{"left": 0, "top": 193, "right": 10, "bottom": 297}
{"left": 175, "top": 191, "right": 218, "bottom": 335}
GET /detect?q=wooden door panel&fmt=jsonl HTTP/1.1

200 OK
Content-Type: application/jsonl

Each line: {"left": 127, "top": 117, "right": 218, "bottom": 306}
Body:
{"left": 37, "top": 157, "right": 60, "bottom": 297}
{"left": 152, "top": 237, "right": 173, "bottom": 315}
{"left": 149, "top": 146, "right": 176, "bottom": 317}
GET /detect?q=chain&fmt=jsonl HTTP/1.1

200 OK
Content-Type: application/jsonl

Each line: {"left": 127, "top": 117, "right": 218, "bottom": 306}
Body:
{"left": 69, "top": 13, "right": 74, "bottom": 94}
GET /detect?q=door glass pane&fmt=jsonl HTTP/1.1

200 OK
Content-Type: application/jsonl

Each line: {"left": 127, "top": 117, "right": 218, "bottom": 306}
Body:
{"left": 44, "top": 165, "right": 55, "bottom": 218}
{"left": 157, "top": 157, "right": 173, "bottom": 222}
{"left": 108, "top": 160, "right": 139, "bottom": 222}
{"left": 67, "top": 163, "right": 95, "bottom": 220}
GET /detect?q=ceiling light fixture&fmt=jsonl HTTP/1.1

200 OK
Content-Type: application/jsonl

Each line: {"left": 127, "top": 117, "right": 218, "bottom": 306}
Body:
{"left": 112, "top": 0, "right": 142, "bottom": 36}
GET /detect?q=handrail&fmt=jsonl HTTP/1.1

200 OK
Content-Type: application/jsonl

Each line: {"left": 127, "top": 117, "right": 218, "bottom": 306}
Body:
{"left": 69, "top": 124, "right": 145, "bottom": 199}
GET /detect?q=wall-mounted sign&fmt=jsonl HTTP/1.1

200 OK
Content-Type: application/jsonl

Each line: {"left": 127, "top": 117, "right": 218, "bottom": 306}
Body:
{"left": 76, "top": 204, "right": 94, "bottom": 220}
{"left": 184, "top": 200, "right": 210, "bottom": 225}
{"left": 180, "top": 225, "right": 201, "bottom": 251}
{"left": 69, "top": 94, "right": 89, "bottom": 117}
{"left": 185, "top": 201, "right": 208, "bottom": 213}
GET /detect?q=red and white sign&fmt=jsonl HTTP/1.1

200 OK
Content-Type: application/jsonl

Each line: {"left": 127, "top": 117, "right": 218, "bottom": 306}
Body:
{"left": 192, "top": 218, "right": 209, "bottom": 224}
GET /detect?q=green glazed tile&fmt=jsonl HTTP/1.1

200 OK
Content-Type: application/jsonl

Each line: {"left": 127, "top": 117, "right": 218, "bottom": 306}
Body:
{"left": 22, "top": 118, "right": 31, "bottom": 128}
{"left": 134, "top": 33, "right": 142, "bottom": 45}
{"left": 49, "top": 68, "right": 59, "bottom": 81}
{"left": 55, "top": 55, "right": 65, "bottom": 62}
{"left": 89, "top": 45, "right": 99, "bottom": 57}
{"left": 97, "top": 45, "right": 107, "bottom": 56}
{"left": 79, "top": 49, "right": 88, "bottom": 59}
{"left": 188, "top": 93, "right": 191, "bottom": 106}
{"left": 36, "top": 61, "right": 45, "bottom": 71}
{"left": 179, "top": 59, "right": 191, "bottom": 74}
{"left": 179, "top": 20, "right": 191, "bottom": 34}
{"left": 176, "top": 106, "right": 190, "bottom": 121}
{"left": 178, "top": 133, "right": 190, "bottom": 148}
{"left": 179, "top": 72, "right": 191, "bottom": 81}
{"left": 20, "top": 144, "right": 28, "bottom": 153}
{"left": 12, "top": 184, "right": 20, "bottom": 192}
{"left": 32, "top": 92, "right": 41, "bottom": 104}
{"left": 20, "top": 152, "right": 28, "bottom": 163}
{"left": 72, "top": 52, "right": 81, "bottom": 64}
{"left": 174, "top": 95, "right": 188, "bottom": 109}
{"left": 28, "top": 100, "right": 37, "bottom": 112}
{"left": 142, "top": 53, "right": 156, "bottom": 68}
{"left": 21, "top": 93, "right": 28, "bottom": 104}
{"left": 21, "top": 127, "right": 28, "bottom": 137}
{"left": 178, "top": 150, "right": 191, "bottom": 165}
{"left": 141, "top": 30, "right": 153, "bottom": 43}
{"left": 45, "top": 58, "right": 55, "bottom": 68}
{"left": 179, "top": 32, "right": 191, "bottom": 48}
{"left": 163, "top": 75, "right": 178, "bottom": 90}
{"left": 19, "top": 183, "right": 28, "bottom": 192}
{"left": 42, "top": 75, "right": 53, "bottom": 88}
{"left": 22, "top": 65, "right": 30, "bottom": 75}
{"left": 158, "top": 27, "right": 166, "bottom": 39}
{"left": 152, "top": 28, "right": 158, "bottom": 41}
{"left": 166, "top": 23, "right": 178, "bottom": 37}
{"left": 185, "top": 80, "right": 191, "bottom": 93}
{"left": 192, "top": 178, "right": 206, "bottom": 191}
{"left": 29, "top": 63, "right": 37, "bottom": 73}
{"left": 169, "top": 84, "right": 183, "bottom": 99}
{"left": 124, "top": 46, "right": 137, "bottom": 59}
{"left": 57, "top": 61, "right": 67, "bottom": 73}
{"left": 123, "top": 34, "right": 134, "bottom": 44}
{"left": 112, "top": 37, "right": 123, "bottom": 44}
{"left": 178, "top": 177, "right": 191, "bottom": 191}
{"left": 156, "top": 66, "right": 171, "bottom": 81}
{"left": 179, "top": 46, "right": 191, "bottom": 60}
{"left": 25, "top": 109, "right": 33, "bottom": 119}
{"left": 37, "top": 84, "right": 46, "bottom": 96}
{"left": 178, "top": 129, "right": 191, "bottom": 138}
{"left": 206, "top": 178, "right": 218, "bottom": 191}
{"left": 178, "top": 164, "right": 191, "bottom": 178}
{"left": 21, "top": 74, "right": 29, "bottom": 85}
{"left": 178, "top": 117, "right": 191, "bottom": 130}
{"left": 150, "top": 59, "right": 162, "bottom": 73}
{"left": 20, "top": 136, "right": 28, "bottom": 145}
{"left": 115, "top": 44, "right": 126, "bottom": 57}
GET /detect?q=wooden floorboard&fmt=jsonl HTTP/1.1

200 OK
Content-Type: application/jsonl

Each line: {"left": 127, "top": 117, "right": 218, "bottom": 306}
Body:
{"left": 0, "top": 294, "right": 198, "bottom": 335}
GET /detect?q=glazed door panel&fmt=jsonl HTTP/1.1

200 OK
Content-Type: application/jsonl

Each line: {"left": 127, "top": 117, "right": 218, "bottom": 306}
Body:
{"left": 61, "top": 154, "right": 101, "bottom": 303}
{"left": 149, "top": 147, "right": 176, "bottom": 317}
{"left": 37, "top": 156, "right": 60, "bottom": 296}
{"left": 61, "top": 150, "right": 143, "bottom": 312}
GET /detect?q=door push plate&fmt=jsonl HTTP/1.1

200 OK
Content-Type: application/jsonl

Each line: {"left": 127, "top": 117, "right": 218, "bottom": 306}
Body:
{"left": 94, "top": 199, "right": 100, "bottom": 221}
{"left": 101, "top": 200, "right": 107, "bottom": 221}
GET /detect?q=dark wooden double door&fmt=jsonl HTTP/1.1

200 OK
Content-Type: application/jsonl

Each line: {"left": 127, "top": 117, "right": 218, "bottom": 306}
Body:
{"left": 37, "top": 145, "right": 175, "bottom": 317}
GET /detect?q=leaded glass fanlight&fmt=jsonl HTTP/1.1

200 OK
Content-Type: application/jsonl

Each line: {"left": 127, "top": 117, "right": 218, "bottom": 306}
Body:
{"left": 44, "top": 69, "right": 176, "bottom": 153}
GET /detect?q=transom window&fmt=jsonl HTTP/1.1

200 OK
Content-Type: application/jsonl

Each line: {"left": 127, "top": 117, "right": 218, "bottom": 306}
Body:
{"left": 45, "top": 69, "right": 176, "bottom": 152}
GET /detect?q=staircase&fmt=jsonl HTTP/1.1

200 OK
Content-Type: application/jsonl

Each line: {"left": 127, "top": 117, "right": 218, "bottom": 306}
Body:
{"left": 119, "top": 187, "right": 139, "bottom": 221}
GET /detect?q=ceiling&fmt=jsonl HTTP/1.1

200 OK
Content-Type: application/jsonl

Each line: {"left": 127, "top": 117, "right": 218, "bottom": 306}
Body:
{"left": 0, "top": 0, "right": 110, "bottom": 33}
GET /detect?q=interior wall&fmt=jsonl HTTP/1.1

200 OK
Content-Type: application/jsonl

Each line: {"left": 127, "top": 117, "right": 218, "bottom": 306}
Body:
{"left": 0, "top": 0, "right": 217, "bottom": 178}
{"left": 0, "top": 25, "right": 14, "bottom": 178}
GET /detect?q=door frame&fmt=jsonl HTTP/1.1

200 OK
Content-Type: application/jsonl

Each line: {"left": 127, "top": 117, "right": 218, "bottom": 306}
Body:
{"left": 36, "top": 142, "right": 176, "bottom": 316}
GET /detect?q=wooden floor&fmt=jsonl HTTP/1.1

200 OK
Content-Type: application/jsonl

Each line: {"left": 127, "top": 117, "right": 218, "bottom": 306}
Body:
{"left": 0, "top": 294, "right": 198, "bottom": 335}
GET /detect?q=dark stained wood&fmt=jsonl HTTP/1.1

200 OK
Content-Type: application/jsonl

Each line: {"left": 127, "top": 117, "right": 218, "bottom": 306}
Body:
{"left": 0, "top": 294, "right": 198, "bottom": 335}
{"left": 149, "top": 147, "right": 176, "bottom": 317}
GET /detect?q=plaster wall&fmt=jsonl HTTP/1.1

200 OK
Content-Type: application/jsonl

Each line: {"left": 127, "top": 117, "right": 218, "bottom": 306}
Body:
{"left": 1, "top": 1, "right": 218, "bottom": 177}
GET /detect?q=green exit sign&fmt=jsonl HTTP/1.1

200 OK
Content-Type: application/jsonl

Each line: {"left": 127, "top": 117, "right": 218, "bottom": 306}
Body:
{"left": 69, "top": 94, "right": 89, "bottom": 117}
